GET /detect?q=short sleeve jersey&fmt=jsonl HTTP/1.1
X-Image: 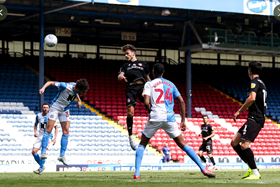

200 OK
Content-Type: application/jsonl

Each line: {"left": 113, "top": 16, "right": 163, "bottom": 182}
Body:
{"left": 50, "top": 82, "right": 78, "bottom": 112}
{"left": 119, "top": 60, "right": 149, "bottom": 87}
{"left": 247, "top": 77, "right": 267, "bottom": 126}
{"left": 143, "top": 78, "right": 180, "bottom": 122}
{"left": 162, "top": 146, "right": 170, "bottom": 156}
{"left": 35, "top": 112, "right": 57, "bottom": 139}
{"left": 201, "top": 124, "right": 214, "bottom": 143}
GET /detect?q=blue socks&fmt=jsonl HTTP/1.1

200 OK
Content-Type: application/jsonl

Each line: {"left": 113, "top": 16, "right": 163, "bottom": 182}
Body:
{"left": 183, "top": 145, "right": 204, "bottom": 171}
{"left": 41, "top": 131, "right": 50, "bottom": 154}
{"left": 33, "top": 153, "right": 45, "bottom": 170}
{"left": 60, "top": 134, "right": 69, "bottom": 157}
{"left": 40, "top": 159, "right": 45, "bottom": 169}
{"left": 134, "top": 145, "right": 145, "bottom": 176}
{"left": 33, "top": 153, "right": 41, "bottom": 165}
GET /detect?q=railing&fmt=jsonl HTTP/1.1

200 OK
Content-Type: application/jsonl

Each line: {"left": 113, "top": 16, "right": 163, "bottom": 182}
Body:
{"left": 205, "top": 28, "right": 280, "bottom": 47}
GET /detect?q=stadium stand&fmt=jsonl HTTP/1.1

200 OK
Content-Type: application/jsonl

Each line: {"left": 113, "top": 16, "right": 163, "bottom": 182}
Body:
{"left": 0, "top": 61, "right": 157, "bottom": 157}
{"left": 1, "top": 59, "right": 280, "bottom": 162}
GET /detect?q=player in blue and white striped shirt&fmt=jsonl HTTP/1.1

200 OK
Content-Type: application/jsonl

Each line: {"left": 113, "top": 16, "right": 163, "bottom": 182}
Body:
{"left": 39, "top": 79, "right": 89, "bottom": 166}
{"left": 32, "top": 102, "right": 58, "bottom": 175}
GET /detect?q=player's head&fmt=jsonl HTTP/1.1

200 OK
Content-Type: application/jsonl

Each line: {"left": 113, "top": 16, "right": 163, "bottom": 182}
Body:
{"left": 248, "top": 61, "right": 262, "bottom": 79}
{"left": 42, "top": 103, "right": 50, "bottom": 114}
{"left": 165, "top": 142, "right": 168, "bottom": 147}
{"left": 75, "top": 79, "right": 89, "bottom": 96}
{"left": 153, "top": 63, "right": 165, "bottom": 78}
{"left": 121, "top": 44, "right": 136, "bottom": 61}
{"left": 203, "top": 115, "right": 208, "bottom": 124}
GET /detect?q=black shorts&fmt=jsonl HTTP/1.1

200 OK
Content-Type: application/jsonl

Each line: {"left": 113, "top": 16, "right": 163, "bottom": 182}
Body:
{"left": 237, "top": 119, "right": 263, "bottom": 143}
{"left": 125, "top": 84, "right": 144, "bottom": 108}
{"left": 199, "top": 143, "right": 213, "bottom": 154}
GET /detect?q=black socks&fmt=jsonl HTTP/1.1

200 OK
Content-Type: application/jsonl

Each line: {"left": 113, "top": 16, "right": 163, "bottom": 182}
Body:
{"left": 199, "top": 156, "right": 206, "bottom": 163}
{"left": 127, "top": 116, "right": 133, "bottom": 136}
{"left": 233, "top": 144, "right": 248, "bottom": 163}
{"left": 210, "top": 157, "right": 216, "bottom": 165}
{"left": 243, "top": 148, "right": 257, "bottom": 169}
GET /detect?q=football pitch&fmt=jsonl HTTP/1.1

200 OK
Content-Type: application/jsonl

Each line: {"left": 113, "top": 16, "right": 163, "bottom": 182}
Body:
{"left": 0, "top": 169, "right": 280, "bottom": 187}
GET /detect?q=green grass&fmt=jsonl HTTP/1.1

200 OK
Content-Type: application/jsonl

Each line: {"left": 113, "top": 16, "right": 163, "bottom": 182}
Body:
{"left": 0, "top": 169, "right": 280, "bottom": 187}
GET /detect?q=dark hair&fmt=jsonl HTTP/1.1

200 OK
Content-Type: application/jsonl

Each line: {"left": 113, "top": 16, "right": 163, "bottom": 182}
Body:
{"left": 121, "top": 44, "right": 136, "bottom": 52}
{"left": 203, "top": 115, "right": 208, "bottom": 119}
{"left": 42, "top": 102, "right": 50, "bottom": 107}
{"left": 76, "top": 78, "right": 89, "bottom": 91}
{"left": 249, "top": 61, "right": 262, "bottom": 75}
{"left": 153, "top": 63, "right": 165, "bottom": 75}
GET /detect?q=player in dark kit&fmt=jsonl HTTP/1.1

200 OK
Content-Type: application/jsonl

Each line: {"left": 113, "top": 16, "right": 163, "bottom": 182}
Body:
{"left": 198, "top": 116, "right": 217, "bottom": 170}
{"left": 231, "top": 61, "right": 267, "bottom": 180}
{"left": 118, "top": 44, "right": 151, "bottom": 150}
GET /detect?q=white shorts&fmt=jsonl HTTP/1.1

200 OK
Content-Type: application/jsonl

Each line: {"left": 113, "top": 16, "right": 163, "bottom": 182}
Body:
{"left": 142, "top": 121, "right": 181, "bottom": 139}
{"left": 49, "top": 108, "right": 70, "bottom": 122}
{"left": 33, "top": 134, "right": 51, "bottom": 149}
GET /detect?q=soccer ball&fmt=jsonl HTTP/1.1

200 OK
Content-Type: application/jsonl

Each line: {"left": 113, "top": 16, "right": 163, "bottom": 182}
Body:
{"left": 44, "top": 34, "right": 58, "bottom": 47}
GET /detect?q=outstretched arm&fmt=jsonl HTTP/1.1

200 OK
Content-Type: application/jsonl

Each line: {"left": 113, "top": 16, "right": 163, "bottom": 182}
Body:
{"left": 39, "top": 81, "right": 55, "bottom": 94}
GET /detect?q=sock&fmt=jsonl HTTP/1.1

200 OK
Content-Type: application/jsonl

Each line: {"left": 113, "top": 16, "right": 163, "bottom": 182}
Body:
{"left": 210, "top": 157, "right": 216, "bottom": 165}
{"left": 127, "top": 116, "right": 133, "bottom": 136}
{"left": 41, "top": 131, "right": 50, "bottom": 154}
{"left": 134, "top": 145, "right": 145, "bottom": 176}
{"left": 199, "top": 156, "right": 206, "bottom": 163}
{"left": 32, "top": 153, "right": 41, "bottom": 165}
{"left": 243, "top": 148, "right": 257, "bottom": 170}
{"left": 60, "top": 134, "right": 69, "bottom": 157}
{"left": 40, "top": 159, "right": 45, "bottom": 169}
{"left": 233, "top": 144, "right": 248, "bottom": 163}
{"left": 183, "top": 145, "right": 204, "bottom": 171}
{"left": 252, "top": 169, "right": 260, "bottom": 176}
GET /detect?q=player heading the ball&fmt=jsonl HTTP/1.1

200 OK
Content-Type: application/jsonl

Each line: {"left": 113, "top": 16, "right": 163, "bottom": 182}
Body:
{"left": 39, "top": 79, "right": 89, "bottom": 166}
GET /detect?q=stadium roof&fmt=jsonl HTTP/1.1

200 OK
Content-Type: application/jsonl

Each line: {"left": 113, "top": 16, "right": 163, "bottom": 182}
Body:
{"left": 0, "top": 0, "right": 279, "bottom": 49}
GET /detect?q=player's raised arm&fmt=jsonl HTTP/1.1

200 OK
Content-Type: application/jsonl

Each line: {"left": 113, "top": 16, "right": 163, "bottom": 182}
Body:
{"left": 39, "top": 81, "right": 55, "bottom": 94}
{"left": 175, "top": 96, "right": 186, "bottom": 131}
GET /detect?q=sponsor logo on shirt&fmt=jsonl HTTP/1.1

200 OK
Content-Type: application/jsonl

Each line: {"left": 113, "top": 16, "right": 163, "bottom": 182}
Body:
{"left": 127, "top": 66, "right": 144, "bottom": 71}
{"left": 251, "top": 83, "right": 256, "bottom": 88}
{"left": 138, "top": 63, "right": 142, "bottom": 66}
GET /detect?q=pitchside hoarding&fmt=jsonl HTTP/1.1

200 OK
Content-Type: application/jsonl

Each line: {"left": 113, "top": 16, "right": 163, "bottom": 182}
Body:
{"left": 1, "top": 155, "right": 280, "bottom": 172}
